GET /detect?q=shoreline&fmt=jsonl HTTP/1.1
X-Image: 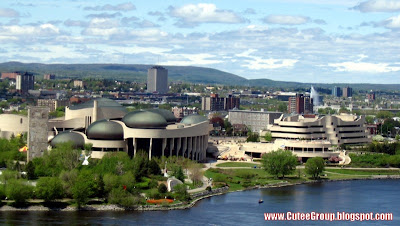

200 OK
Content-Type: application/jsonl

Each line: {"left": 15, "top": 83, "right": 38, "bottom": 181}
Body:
{"left": 1, "top": 175, "right": 399, "bottom": 212}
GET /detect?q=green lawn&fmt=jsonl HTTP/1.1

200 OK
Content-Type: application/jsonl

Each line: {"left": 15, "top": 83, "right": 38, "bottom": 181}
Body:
{"left": 325, "top": 168, "right": 400, "bottom": 175}
{"left": 216, "top": 162, "right": 260, "bottom": 168}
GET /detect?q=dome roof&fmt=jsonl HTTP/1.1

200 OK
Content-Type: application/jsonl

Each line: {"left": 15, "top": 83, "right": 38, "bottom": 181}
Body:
{"left": 122, "top": 111, "right": 168, "bottom": 129}
{"left": 50, "top": 131, "right": 85, "bottom": 148}
{"left": 86, "top": 119, "right": 123, "bottom": 140}
{"left": 181, "top": 114, "right": 207, "bottom": 125}
{"left": 144, "top": 109, "right": 176, "bottom": 123}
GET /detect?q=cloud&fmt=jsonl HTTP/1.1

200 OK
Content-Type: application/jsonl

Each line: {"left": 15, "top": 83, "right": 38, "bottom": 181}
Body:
{"left": 84, "top": 2, "right": 136, "bottom": 11}
{"left": 352, "top": 0, "right": 400, "bottom": 12}
{"left": 64, "top": 19, "right": 88, "bottom": 27}
{"left": 263, "top": 15, "right": 311, "bottom": 25}
{"left": 160, "top": 53, "right": 223, "bottom": 66}
{"left": 169, "top": 3, "right": 245, "bottom": 27}
{"left": 327, "top": 61, "right": 400, "bottom": 73}
{"left": 0, "top": 24, "right": 60, "bottom": 36}
{"left": 0, "top": 8, "right": 20, "bottom": 17}
{"left": 243, "top": 8, "right": 256, "bottom": 14}
{"left": 86, "top": 12, "right": 122, "bottom": 19}
{"left": 236, "top": 49, "right": 298, "bottom": 69}
{"left": 383, "top": 15, "right": 400, "bottom": 29}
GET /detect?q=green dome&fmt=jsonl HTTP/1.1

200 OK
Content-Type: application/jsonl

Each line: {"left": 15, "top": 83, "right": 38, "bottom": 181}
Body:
{"left": 181, "top": 114, "right": 207, "bottom": 125}
{"left": 86, "top": 119, "right": 124, "bottom": 140}
{"left": 122, "top": 111, "right": 167, "bottom": 129}
{"left": 50, "top": 131, "right": 85, "bottom": 148}
{"left": 145, "top": 109, "right": 176, "bottom": 123}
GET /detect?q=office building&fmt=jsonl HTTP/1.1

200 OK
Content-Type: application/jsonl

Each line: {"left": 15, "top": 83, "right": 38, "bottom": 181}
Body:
{"left": 147, "top": 66, "right": 168, "bottom": 94}
{"left": 332, "top": 86, "right": 342, "bottom": 97}
{"left": 37, "top": 99, "right": 69, "bottom": 112}
{"left": 366, "top": 92, "right": 376, "bottom": 101}
{"left": 1, "top": 72, "right": 19, "bottom": 80}
{"left": 201, "top": 94, "right": 240, "bottom": 111}
{"left": 228, "top": 109, "right": 282, "bottom": 132}
{"left": 16, "top": 72, "right": 34, "bottom": 94}
{"left": 288, "top": 94, "right": 313, "bottom": 114}
{"left": 43, "top": 74, "right": 55, "bottom": 80}
{"left": 73, "top": 80, "right": 85, "bottom": 88}
{"left": 343, "top": 87, "right": 353, "bottom": 97}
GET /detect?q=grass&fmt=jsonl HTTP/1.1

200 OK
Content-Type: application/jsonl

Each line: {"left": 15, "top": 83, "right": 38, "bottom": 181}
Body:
{"left": 205, "top": 167, "right": 400, "bottom": 191}
{"left": 216, "top": 162, "right": 260, "bottom": 168}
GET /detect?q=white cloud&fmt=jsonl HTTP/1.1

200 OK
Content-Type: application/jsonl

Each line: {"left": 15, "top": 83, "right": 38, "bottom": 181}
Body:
{"left": 84, "top": 2, "right": 136, "bottom": 11}
{"left": 83, "top": 27, "right": 121, "bottom": 36}
{"left": 327, "top": 61, "right": 400, "bottom": 73}
{"left": 243, "top": 57, "right": 298, "bottom": 70}
{"left": 169, "top": 3, "right": 245, "bottom": 27}
{"left": 0, "top": 8, "right": 20, "bottom": 17}
{"left": 160, "top": 53, "right": 223, "bottom": 66}
{"left": 352, "top": 0, "right": 400, "bottom": 12}
{"left": 384, "top": 15, "right": 400, "bottom": 28}
{"left": 0, "top": 24, "right": 59, "bottom": 36}
{"left": 263, "top": 15, "right": 310, "bottom": 25}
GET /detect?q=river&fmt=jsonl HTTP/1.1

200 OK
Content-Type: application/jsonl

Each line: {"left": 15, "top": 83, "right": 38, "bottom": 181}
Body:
{"left": 0, "top": 179, "right": 398, "bottom": 225}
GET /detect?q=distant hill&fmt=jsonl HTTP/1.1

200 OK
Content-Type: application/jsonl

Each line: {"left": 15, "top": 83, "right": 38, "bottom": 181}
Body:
{"left": 0, "top": 62, "right": 399, "bottom": 91}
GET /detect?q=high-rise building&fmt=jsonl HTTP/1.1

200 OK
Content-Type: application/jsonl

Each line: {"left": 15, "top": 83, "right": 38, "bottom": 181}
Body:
{"left": 332, "top": 86, "right": 342, "bottom": 97}
{"left": 343, "top": 86, "right": 353, "bottom": 97}
{"left": 201, "top": 94, "right": 240, "bottom": 111}
{"left": 366, "top": 92, "right": 376, "bottom": 101}
{"left": 147, "top": 66, "right": 168, "bottom": 94}
{"left": 43, "top": 74, "right": 55, "bottom": 80}
{"left": 16, "top": 72, "right": 34, "bottom": 94}
{"left": 288, "top": 93, "right": 313, "bottom": 114}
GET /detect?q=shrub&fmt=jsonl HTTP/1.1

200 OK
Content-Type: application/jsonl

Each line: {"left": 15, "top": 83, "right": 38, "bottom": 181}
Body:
{"left": 6, "top": 179, "right": 34, "bottom": 203}
{"left": 173, "top": 184, "right": 190, "bottom": 201}
{"left": 35, "top": 177, "right": 64, "bottom": 202}
{"left": 158, "top": 183, "right": 167, "bottom": 194}
{"left": 147, "top": 188, "right": 162, "bottom": 199}
{"left": 108, "top": 188, "right": 139, "bottom": 208}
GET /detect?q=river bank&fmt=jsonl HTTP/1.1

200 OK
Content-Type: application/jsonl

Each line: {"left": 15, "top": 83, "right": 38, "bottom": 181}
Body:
{"left": 1, "top": 174, "right": 399, "bottom": 212}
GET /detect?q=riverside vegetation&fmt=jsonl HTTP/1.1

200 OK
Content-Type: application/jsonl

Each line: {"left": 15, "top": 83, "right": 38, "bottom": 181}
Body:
{"left": 0, "top": 142, "right": 204, "bottom": 208}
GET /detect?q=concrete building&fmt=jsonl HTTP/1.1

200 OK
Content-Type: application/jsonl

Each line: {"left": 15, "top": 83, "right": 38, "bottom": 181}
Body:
{"left": 172, "top": 106, "right": 198, "bottom": 119}
{"left": 343, "top": 87, "right": 353, "bottom": 98}
{"left": 201, "top": 94, "right": 240, "bottom": 111}
{"left": 288, "top": 94, "right": 313, "bottom": 114}
{"left": 0, "top": 114, "right": 28, "bottom": 138}
{"left": 28, "top": 107, "right": 49, "bottom": 161}
{"left": 147, "top": 66, "right": 168, "bottom": 94}
{"left": 332, "top": 86, "right": 342, "bottom": 97}
{"left": 366, "top": 92, "right": 376, "bottom": 101}
{"left": 269, "top": 114, "right": 370, "bottom": 146}
{"left": 228, "top": 109, "right": 282, "bottom": 132}
{"left": 37, "top": 99, "right": 69, "bottom": 112}
{"left": 73, "top": 80, "right": 85, "bottom": 88}
{"left": 1, "top": 72, "right": 19, "bottom": 80}
{"left": 16, "top": 72, "right": 34, "bottom": 94}
{"left": 43, "top": 74, "right": 55, "bottom": 80}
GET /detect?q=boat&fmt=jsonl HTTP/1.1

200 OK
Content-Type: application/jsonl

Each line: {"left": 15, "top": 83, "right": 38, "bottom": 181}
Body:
{"left": 258, "top": 199, "right": 263, "bottom": 204}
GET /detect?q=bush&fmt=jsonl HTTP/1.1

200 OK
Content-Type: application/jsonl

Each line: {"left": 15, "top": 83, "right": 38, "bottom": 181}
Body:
{"left": 35, "top": 177, "right": 64, "bottom": 202}
{"left": 108, "top": 188, "right": 139, "bottom": 207}
{"left": 147, "top": 188, "right": 162, "bottom": 199}
{"left": 173, "top": 184, "right": 190, "bottom": 201}
{"left": 6, "top": 179, "right": 34, "bottom": 203}
{"left": 149, "top": 179, "right": 158, "bottom": 189}
{"left": 158, "top": 183, "right": 167, "bottom": 194}
{"left": 59, "top": 170, "right": 78, "bottom": 198}
{"left": 206, "top": 186, "right": 212, "bottom": 192}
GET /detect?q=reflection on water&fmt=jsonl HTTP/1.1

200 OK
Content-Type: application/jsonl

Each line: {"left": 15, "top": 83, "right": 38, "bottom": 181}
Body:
{"left": 0, "top": 180, "right": 399, "bottom": 225}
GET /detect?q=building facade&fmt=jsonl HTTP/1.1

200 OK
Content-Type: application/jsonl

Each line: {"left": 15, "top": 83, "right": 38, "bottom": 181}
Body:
{"left": 43, "top": 74, "right": 55, "bottom": 80}
{"left": 37, "top": 99, "right": 70, "bottom": 112}
{"left": 332, "top": 86, "right": 342, "bottom": 97}
{"left": 172, "top": 106, "right": 198, "bottom": 119}
{"left": 201, "top": 94, "right": 240, "bottom": 111}
{"left": 228, "top": 110, "right": 282, "bottom": 132}
{"left": 16, "top": 72, "right": 34, "bottom": 94}
{"left": 147, "top": 66, "right": 168, "bottom": 94}
{"left": 1, "top": 72, "right": 19, "bottom": 80}
{"left": 343, "top": 87, "right": 353, "bottom": 97}
{"left": 288, "top": 94, "right": 313, "bottom": 114}
{"left": 73, "top": 80, "right": 85, "bottom": 88}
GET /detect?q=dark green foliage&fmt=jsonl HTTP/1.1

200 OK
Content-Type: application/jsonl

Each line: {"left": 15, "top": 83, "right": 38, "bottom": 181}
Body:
{"left": 206, "top": 186, "right": 212, "bottom": 192}
{"left": 0, "top": 137, "right": 26, "bottom": 167}
{"left": 361, "top": 142, "right": 400, "bottom": 155}
{"left": 305, "top": 157, "right": 325, "bottom": 179}
{"left": 149, "top": 179, "right": 158, "bottom": 189}
{"left": 35, "top": 177, "right": 64, "bottom": 202}
{"left": 147, "top": 188, "right": 162, "bottom": 199}
{"left": 132, "top": 151, "right": 149, "bottom": 180}
{"left": 158, "top": 183, "right": 167, "bottom": 194}
{"left": 94, "top": 152, "right": 133, "bottom": 176}
{"left": 5, "top": 179, "right": 34, "bottom": 203}
{"left": 349, "top": 153, "right": 400, "bottom": 168}
{"left": 246, "top": 131, "right": 260, "bottom": 142}
{"left": 173, "top": 184, "right": 190, "bottom": 201}
{"left": 59, "top": 170, "right": 78, "bottom": 198}
{"left": 108, "top": 188, "right": 139, "bottom": 207}
{"left": 173, "top": 166, "right": 185, "bottom": 182}
{"left": 261, "top": 149, "right": 298, "bottom": 178}
{"left": 148, "top": 158, "right": 161, "bottom": 175}
{"left": 264, "top": 132, "right": 272, "bottom": 142}
{"left": 71, "top": 170, "right": 101, "bottom": 207}
{"left": 26, "top": 161, "right": 35, "bottom": 180}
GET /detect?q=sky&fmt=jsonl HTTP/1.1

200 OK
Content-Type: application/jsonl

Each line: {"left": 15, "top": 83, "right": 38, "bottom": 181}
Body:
{"left": 0, "top": 0, "right": 400, "bottom": 84}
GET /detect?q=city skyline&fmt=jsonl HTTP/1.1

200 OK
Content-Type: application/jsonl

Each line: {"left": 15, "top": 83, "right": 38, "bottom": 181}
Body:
{"left": 0, "top": 0, "right": 399, "bottom": 84}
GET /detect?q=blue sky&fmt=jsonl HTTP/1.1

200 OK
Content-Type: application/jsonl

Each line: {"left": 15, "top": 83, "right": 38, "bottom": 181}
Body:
{"left": 0, "top": 0, "right": 400, "bottom": 84}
